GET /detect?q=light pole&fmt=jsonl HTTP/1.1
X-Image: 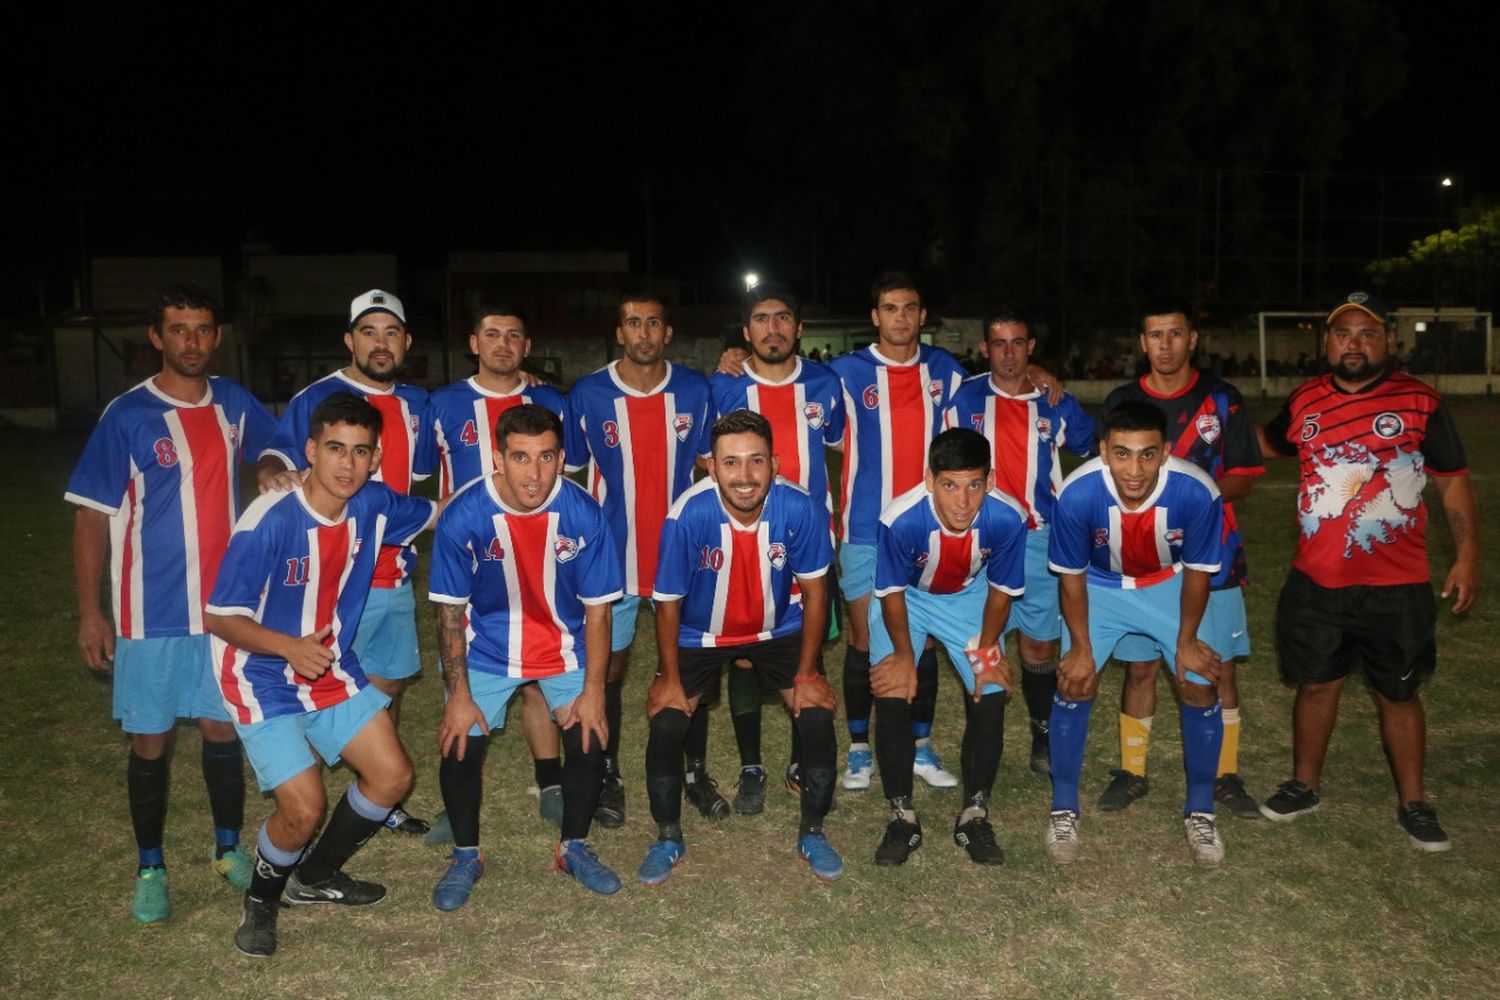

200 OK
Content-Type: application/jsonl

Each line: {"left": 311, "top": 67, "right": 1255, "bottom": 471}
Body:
{"left": 1437, "top": 177, "right": 1454, "bottom": 307}
{"left": 743, "top": 272, "right": 760, "bottom": 292}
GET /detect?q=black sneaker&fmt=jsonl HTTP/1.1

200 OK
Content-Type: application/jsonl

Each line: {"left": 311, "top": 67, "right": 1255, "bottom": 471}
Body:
{"left": 875, "top": 802, "right": 923, "bottom": 866}
{"left": 1029, "top": 729, "right": 1051, "bottom": 776}
{"left": 233, "top": 895, "right": 279, "bottom": 959}
{"left": 684, "top": 763, "right": 731, "bottom": 820}
{"left": 733, "top": 767, "right": 766, "bottom": 816}
{"left": 383, "top": 805, "right": 432, "bottom": 837}
{"left": 1214, "top": 773, "right": 1262, "bottom": 820}
{"left": 1259, "top": 780, "right": 1321, "bottom": 822}
{"left": 284, "top": 869, "right": 387, "bottom": 907}
{"left": 1397, "top": 801, "right": 1452, "bottom": 853}
{"left": 953, "top": 815, "right": 1006, "bottom": 865}
{"left": 1097, "top": 769, "right": 1149, "bottom": 811}
{"left": 594, "top": 775, "right": 626, "bottom": 829}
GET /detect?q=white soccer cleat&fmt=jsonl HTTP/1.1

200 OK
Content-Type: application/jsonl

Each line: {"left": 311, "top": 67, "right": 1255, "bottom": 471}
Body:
{"left": 912, "top": 744, "right": 959, "bottom": 788}
{"left": 1044, "top": 810, "right": 1081, "bottom": 864}
{"left": 842, "top": 746, "right": 874, "bottom": 790}
{"left": 1185, "top": 811, "right": 1226, "bottom": 868}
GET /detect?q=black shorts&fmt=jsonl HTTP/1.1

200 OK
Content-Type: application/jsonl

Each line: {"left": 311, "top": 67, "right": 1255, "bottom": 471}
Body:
{"left": 674, "top": 632, "right": 816, "bottom": 704}
{"left": 1275, "top": 568, "right": 1437, "bottom": 702}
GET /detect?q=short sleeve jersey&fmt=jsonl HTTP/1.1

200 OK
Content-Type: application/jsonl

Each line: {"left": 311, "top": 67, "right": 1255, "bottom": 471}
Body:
{"left": 64, "top": 376, "right": 277, "bottom": 638}
{"left": 946, "top": 375, "right": 1097, "bottom": 529}
{"left": 874, "top": 485, "right": 1028, "bottom": 598}
{"left": 425, "top": 377, "right": 568, "bottom": 497}
{"left": 207, "top": 483, "right": 436, "bottom": 723}
{"left": 261, "top": 371, "right": 434, "bottom": 588}
{"left": 1049, "top": 457, "right": 1224, "bottom": 590}
{"left": 652, "top": 478, "right": 833, "bottom": 648}
{"left": 1263, "top": 370, "right": 1467, "bottom": 588}
{"left": 428, "top": 476, "right": 622, "bottom": 678}
{"left": 827, "top": 344, "right": 968, "bottom": 545}
{"left": 563, "top": 361, "right": 712, "bottom": 597}
{"left": 709, "top": 358, "right": 845, "bottom": 512}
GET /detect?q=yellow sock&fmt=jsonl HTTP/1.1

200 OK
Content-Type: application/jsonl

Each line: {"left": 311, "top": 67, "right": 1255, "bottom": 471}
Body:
{"left": 1219, "top": 708, "right": 1241, "bottom": 776}
{"left": 1119, "top": 714, "right": 1152, "bottom": 777}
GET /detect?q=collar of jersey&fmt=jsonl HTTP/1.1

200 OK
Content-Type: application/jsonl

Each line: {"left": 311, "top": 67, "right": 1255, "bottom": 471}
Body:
{"left": 925, "top": 492, "right": 977, "bottom": 537}
{"left": 986, "top": 375, "right": 1040, "bottom": 401}
{"left": 293, "top": 485, "right": 349, "bottom": 527}
{"left": 868, "top": 345, "right": 922, "bottom": 367}
{"left": 1096, "top": 456, "right": 1172, "bottom": 510}
{"left": 1329, "top": 366, "right": 1396, "bottom": 396}
{"left": 485, "top": 471, "right": 563, "bottom": 516}
{"left": 143, "top": 376, "right": 215, "bottom": 408}
{"left": 607, "top": 360, "right": 672, "bottom": 396}
{"left": 334, "top": 369, "right": 397, "bottom": 395}
{"left": 466, "top": 375, "right": 528, "bottom": 399}
{"left": 710, "top": 477, "right": 768, "bottom": 531}
{"left": 743, "top": 358, "right": 803, "bottom": 386}
{"left": 1139, "top": 369, "right": 1200, "bottom": 400}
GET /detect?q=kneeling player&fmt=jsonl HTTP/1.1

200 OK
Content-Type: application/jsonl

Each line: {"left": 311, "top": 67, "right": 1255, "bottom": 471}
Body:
{"left": 867, "top": 428, "right": 1028, "bottom": 865}
{"left": 205, "top": 393, "right": 439, "bottom": 957}
{"left": 639, "top": 410, "right": 843, "bottom": 883}
{"left": 428, "top": 405, "right": 625, "bottom": 907}
{"left": 1044, "top": 401, "right": 1228, "bottom": 867}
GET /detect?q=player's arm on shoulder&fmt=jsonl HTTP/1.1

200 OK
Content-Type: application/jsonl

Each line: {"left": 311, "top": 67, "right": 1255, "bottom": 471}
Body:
{"left": 73, "top": 507, "right": 114, "bottom": 672}
{"left": 1431, "top": 471, "right": 1481, "bottom": 613}
{"left": 716, "top": 346, "right": 749, "bottom": 376}
{"left": 254, "top": 453, "right": 302, "bottom": 493}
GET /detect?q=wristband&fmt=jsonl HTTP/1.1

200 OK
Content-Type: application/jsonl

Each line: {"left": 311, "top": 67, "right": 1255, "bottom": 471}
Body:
{"left": 792, "top": 673, "right": 823, "bottom": 686}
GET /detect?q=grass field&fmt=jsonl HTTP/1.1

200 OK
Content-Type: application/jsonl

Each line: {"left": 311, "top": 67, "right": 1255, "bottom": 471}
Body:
{"left": 2, "top": 398, "right": 1498, "bottom": 999}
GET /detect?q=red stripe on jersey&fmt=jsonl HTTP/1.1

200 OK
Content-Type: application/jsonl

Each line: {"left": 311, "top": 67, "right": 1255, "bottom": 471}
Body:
{"left": 755, "top": 384, "right": 803, "bottom": 486}
{"left": 838, "top": 407, "right": 854, "bottom": 539}
{"left": 307, "top": 523, "right": 351, "bottom": 710}
{"left": 119, "top": 479, "right": 138, "bottom": 636}
{"left": 506, "top": 512, "right": 565, "bottom": 679}
{"left": 367, "top": 395, "right": 412, "bottom": 492}
{"left": 179, "top": 406, "right": 232, "bottom": 610}
{"left": 929, "top": 531, "right": 975, "bottom": 595}
{"left": 484, "top": 396, "right": 524, "bottom": 450}
{"left": 219, "top": 643, "right": 253, "bottom": 724}
{"left": 1118, "top": 509, "right": 1173, "bottom": 586}
{"left": 887, "top": 367, "right": 928, "bottom": 496}
{"left": 625, "top": 394, "right": 670, "bottom": 593}
{"left": 721, "top": 526, "right": 768, "bottom": 643}
{"left": 988, "top": 398, "right": 1036, "bottom": 526}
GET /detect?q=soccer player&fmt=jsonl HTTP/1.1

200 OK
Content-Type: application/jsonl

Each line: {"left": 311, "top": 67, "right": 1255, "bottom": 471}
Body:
{"left": 428, "top": 405, "right": 624, "bottom": 907}
{"left": 206, "top": 392, "right": 438, "bottom": 957}
{"left": 638, "top": 410, "right": 842, "bottom": 883}
{"left": 426, "top": 304, "right": 570, "bottom": 828}
{"left": 946, "top": 306, "right": 1096, "bottom": 777}
{"left": 255, "top": 289, "right": 436, "bottom": 835}
{"left": 67, "top": 283, "right": 287, "bottom": 923}
{"left": 563, "top": 287, "right": 713, "bottom": 827}
{"left": 1045, "top": 401, "right": 1229, "bottom": 867}
{"left": 867, "top": 428, "right": 1028, "bottom": 865}
{"left": 1257, "top": 292, "right": 1479, "bottom": 851}
{"left": 709, "top": 281, "right": 844, "bottom": 812}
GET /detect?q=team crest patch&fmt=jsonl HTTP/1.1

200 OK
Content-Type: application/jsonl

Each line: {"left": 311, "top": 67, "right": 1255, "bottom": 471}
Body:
{"left": 1165, "top": 528, "right": 1184, "bottom": 545}
{"left": 978, "top": 548, "right": 992, "bottom": 562}
{"left": 1195, "top": 414, "right": 1221, "bottom": 445}
{"left": 1035, "top": 417, "right": 1052, "bottom": 438}
{"left": 554, "top": 536, "right": 580, "bottom": 562}
{"left": 1093, "top": 528, "right": 1109, "bottom": 548}
{"left": 928, "top": 380, "right": 943, "bottom": 403}
{"left": 228, "top": 424, "right": 239, "bottom": 448}
{"left": 914, "top": 552, "right": 930, "bottom": 567}
{"left": 673, "top": 414, "right": 694, "bottom": 441}
{"left": 803, "top": 402, "right": 825, "bottom": 429}
{"left": 1373, "top": 412, "right": 1404, "bottom": 439}
{"left": 767, "top": 542, "right": 788, "bottom": 570}
{"left": 409, "top": 415, "right": 420, "bottom": 434}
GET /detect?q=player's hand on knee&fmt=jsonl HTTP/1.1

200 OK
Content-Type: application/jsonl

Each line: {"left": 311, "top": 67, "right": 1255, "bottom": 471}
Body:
{"left": 645, "top": 676, "right": 690, "bottom": 720}
{"left": 286, "top": 625, "right": 336, "bottom": 680}
{"left": 870, "top": 652, "right": 917, "bottom": 700}
{"left": 717, "top": 347, "right": 749, "bottom": 376}
{"left": 790, "top": 672, "right": 837, "bottom": 716}
{"left": 78, "top": 610, "right": 115, "bottom": 673}
{"left": 1056, "top": 646, "right": 1096, "bottom": 700}
{"left": 439, "top": 692, "right": 488, "bottom": 760}
{"left": 1175, "top": 639, "right": 1222, "bottom": 686}
{"left": 964, "top": 643, "right": 1011, "bottom": 700}
{"left": 558, "top": 687, "right": 608, "bottom": 752}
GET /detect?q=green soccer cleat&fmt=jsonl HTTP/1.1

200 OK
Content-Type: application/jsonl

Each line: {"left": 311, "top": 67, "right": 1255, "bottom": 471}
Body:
{"left": 212, "top": 846, "right": 254, "bottom": 892}
{"left": 131, "top": 867, "right": 171, "bottom": 924}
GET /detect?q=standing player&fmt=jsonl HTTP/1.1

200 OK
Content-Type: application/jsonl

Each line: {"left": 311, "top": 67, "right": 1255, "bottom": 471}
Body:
{"left": 1257, "top": 293, "right": 1479, "bottom": 851}
{"left": 1098, "top": 299, "right": 1265, "bottom": 819}
{"left": 709, "top": 281, "right": 844, "bottom": 812}
{"left": 564, "top": 288, "right": 713, "bottom": 827}
{"left": 638, "top": 411, "right": 843, "bottom": 883}
{"left": 946, "top": 306, "right": 1096, "bottom": 777}
{"left": 426, "top": 304, "right": 569, "bottom": 828}
{"left": 206, "top": 393, "right": 438, "bottom": 957}
{"left": 256, "top": 289, "right": 436, "bottom": 835}
{"left": 67, "top": 284, "right": 286, "bottom": 923}
{"left": 1045, "top": 402, "right": 1229, "bottom": 867}
{"left": 428, "top": 405, "right": 624, "bottom": 908}
{"left": 867, "top": 429, "right": 1028, "bottom": 865}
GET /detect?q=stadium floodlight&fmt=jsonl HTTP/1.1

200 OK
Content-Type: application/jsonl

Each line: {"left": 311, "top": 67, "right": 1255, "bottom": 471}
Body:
{"left": 1441, "top": 177, "right": 1454, "bottom": 188}
{"left": 744, "top": 272, "right": 760, "bottom": 291}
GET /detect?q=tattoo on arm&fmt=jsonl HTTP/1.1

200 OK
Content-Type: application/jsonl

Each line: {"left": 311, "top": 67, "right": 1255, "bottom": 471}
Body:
{"left": 1444, "top": 504, "right": 1470, "bottom": 550}
{"left": 436, "top": 604, "right": 469, "bottom": 693}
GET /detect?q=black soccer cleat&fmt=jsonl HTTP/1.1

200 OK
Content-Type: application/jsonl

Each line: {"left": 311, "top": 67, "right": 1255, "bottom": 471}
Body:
{"left": 1214, "top": 773, "right": 1263, "bottom": 820}
{"left": 1397, "top": 801, "right": 1452, "bottom": 853}
{"left": 1097, "top": 769, "right": 1150, "bottom": 811}
{"left": 733, "top": 766, "right": 767, "bottom": 816}
{"left": 875, "top": 800, "right": 923, "bottom": 866}
{"left": 684, "top": 762, "right": 731, "bottom": 820}
{"left": 383, "top": 805, "right": 432, "bottom": 837}
{"left": 233, "top": 894, "right": 280, "bottom": 959}
{"left": 594, "top": 774, "right": 627, "bottom": 829}
{"left": 283, "top": 869, "right": 387, "bottom": 907}
{"left": 953, "top": 815, "right": 1006, "bottom": 865}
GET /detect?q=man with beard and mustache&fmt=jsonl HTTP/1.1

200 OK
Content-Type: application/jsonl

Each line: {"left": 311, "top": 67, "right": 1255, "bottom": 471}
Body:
{"left": 256, "top": 289, "right": 436, "bottom": 836}
{"left": 1256, "top": 292, "right": 1479, "bottom": 852}
{"left": 67, "top": 284, "right": 289, "bottom": 922}
{"left": 563, "top": 288, "right": 714, "bottom": 829}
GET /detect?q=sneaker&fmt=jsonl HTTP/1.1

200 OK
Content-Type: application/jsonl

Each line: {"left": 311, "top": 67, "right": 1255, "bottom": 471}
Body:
{"left": 432, "top": 851, "right": 484, "bottom": 912}
{"left": 733, "top": 767, "right": 767, "bottom": 816}
{"left": 875, "top": 813, "right": 923, "bottom": 866}
{"left": 637, "top": 838, "right": 686, "bottom": 886}
{"left": 1097, "top": 769, "right": 1150, "bottom": 811}
{"left": 913, "top": 744, "right": 959, "bottom": 788}
{"left": 1397, "top": 801, "right": 1452, "bottom": 853}
{"left": 684, "top": 764, "right": 731, "bottom": 820}
{"left": 1214, "top": 773, "right": 1263, "bottom": 820}
{"left": 423, "top": 810, "right": 455, "bottom": 847}
{"left": 537, "top": 785, "right": 564, "bottom": 827}
{"left": 1259, "top": 780, "right": 1321, "bottom": 822}
{"left": 131, "top": 866, "right": 170, "bottom": 924}
{"left": 784, "top": 761, "right": 803, "bottom": 796}
{"left": 556, "top": 840, "right": 623, "bottom": 894}
{"left": 1043, "top": 810, "right": 1081, "bottom": 864}
{"left": 798, "top": 833, "right": 845, "bottom": 881}
{"left": 1185, "top": 812, "right": 1226, "bottom": 867}
{"left": 383, "top": 805, "right": 432, "bottom": 837}
{"left": 595, "top": 775, "right": 627, "bottom": 829}
{"left": 233, "top": 894, "right": 279, "bottom": 959}
{"left": 284, "top": 869, "right": 387, "bottom": 907}
{"left": 953, "top": 815, "right": 1006, "bottom": 865}
{"left": 842, "top": 746, "right": 874, "bottom": 791}
{"left": 211, "top": 846, "right": 254, "bottom": 892}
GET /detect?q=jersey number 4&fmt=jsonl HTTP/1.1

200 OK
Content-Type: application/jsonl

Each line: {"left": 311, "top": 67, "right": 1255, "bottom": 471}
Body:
{"left": 459, "top": 420, "right": 481, "bottom": 447}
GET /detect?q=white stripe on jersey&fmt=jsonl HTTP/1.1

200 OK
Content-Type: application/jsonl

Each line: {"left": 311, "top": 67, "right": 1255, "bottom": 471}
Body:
{"left": 839, "top": 385, "right": 860, "bottom": 544}
{"left": 612, "top": 396, "right": 639, "bottom": 594}
{"left": 703, "top": 520, "right": 777, "bottom": 647}
{"left": 216, "top": 583, "right": 272, "bottom": 724}
{"left": 493, "top": 513, "right": 525, "bottom": 677}
{"left": 471, "top": 397, "right": 496, "bottom": 481}
{"left": 544, "top": 512, "right": 580, "bottom": 671}
{"left": 111, "top": 461, "right": 148, "bottom": 638}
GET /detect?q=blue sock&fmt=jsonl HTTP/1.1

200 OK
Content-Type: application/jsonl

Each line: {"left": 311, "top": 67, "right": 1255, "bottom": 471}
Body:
{"left": 256, "top": 823, "right": 303, "bottom": 869}
{"left": 347, "top": 781, "right": 392, "bottom": 822}
{"left": 849, "top": 720, "right": 870, "bottom": 743}
{"left": 452, "top": 845, "right": 480, "bottom": 861}
{"left": 138, "top": 846, "right": 164, "bottom": 869}
{"left": 1048, "top": 695, "right": 1094, "bottom": 813}
{"left": 1180, "top": 699, "right": 1224, "bottom": 815}
{"left": 214, "top": 826, "right": 239, "bottom": 855}
{"left": 911, "top": 721, "right": 933, "bottom": 740}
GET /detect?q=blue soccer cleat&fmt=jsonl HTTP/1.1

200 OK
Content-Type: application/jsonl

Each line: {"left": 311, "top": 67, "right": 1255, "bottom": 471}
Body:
{"left": 555, "top": 840, "right": 622, "bottom": 895}
{"left": 432, "top": 850, "right": 484, "bottom": 911}
{"left": 798, "top": 833, "right": 845, "bottom": 881}
{"left": 636, "top": 838, "right": 686, "bottom": 886}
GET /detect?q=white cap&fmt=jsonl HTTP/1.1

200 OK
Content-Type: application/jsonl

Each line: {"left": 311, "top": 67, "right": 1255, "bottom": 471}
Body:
{"left": 348, "top": 289, "right": 406, "bottom": 328}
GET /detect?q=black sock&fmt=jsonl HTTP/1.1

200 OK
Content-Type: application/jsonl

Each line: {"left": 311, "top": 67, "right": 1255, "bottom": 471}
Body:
{"left": 439, "top": 734, "right": 489, "bottom": 848}
{"left": 684, "top": 701, "right": 710, "bottom": 767}
{"left": 843, "top": 646, "right": 872, "bottom": 743}
{"left": 248, "top": 826, "right": 303, "bottom": 903}
{"left": 793, "top": 707, "right": 837, "bottom": 834}
{"left": 1021, "top": 658, "right": 1058, "bottom": 743}
{"left": 961, "top": 692, "right": 1008, "bottom": 801}
{"left": 912, "top": 647, "right": 940, "bottom": 734}
{"left": 201, "top": 738, "right": 245, "bottom": 848}
{"left": 127, "top": 752, "right": 170, "bottom": 864}
{"left": 790, "top": 719, "right": 803, "bottom": 769}
{"left": 873, "top": 697, "right": 915, "bottom": 802}
{"left": 728, "top": 664, "right": 763, "bottom": 768}
{"left": 604, "top": 678, "right": 624, "bottom": 759}
{"left": 533, "top": 756, "right": 563, "bottom": 790}
{"left": 560, "top": 723, "right": 606, "bottom": 841}
{"left": 645, "top": 708, "right": 690, "bottom": 832}
{"left": 295, "top": 786, "right": 386, "bottom": 885}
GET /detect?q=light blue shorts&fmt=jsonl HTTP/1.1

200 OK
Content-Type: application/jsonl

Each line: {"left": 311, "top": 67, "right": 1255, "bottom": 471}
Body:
{"left": 353, "top": 584, "right": 421, "bottom": 680}
{"left": 462, "top": 664, "right": 586, "bottom": 736}
{"left": 1110, "top": 584, "right": 1251, "bottom": 663}
{"left": 113, "top": 634, "right": 229, "bottom": 734}
{"left": 611, "top": 594, "right": 654, "bottom": 652}
{"left": 1060, "top": 574, "right": 1214, "bottom": 686}
{"left": 235, "top": 684, "right": 392, "bottom": 792}
{"left": 1003, "top": 526, "right": 1062, "bottom": 643}
{"left": 868, "top": 574, "right": 1007, "bottom": 696}
{"left": 838, "top": 543, "right": 877, "bottom": 602}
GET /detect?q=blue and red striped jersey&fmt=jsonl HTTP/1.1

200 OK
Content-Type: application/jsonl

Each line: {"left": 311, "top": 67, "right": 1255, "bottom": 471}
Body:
{"left": 709, "top": 359, "right": 844, "bottom": 511}
{"left": 425, "top": 377, "right": 567, "bottom": 497}
{"left": 65, "top": 376, "right": 277, "bottom": 639}
{"left": 874, "top": 485, "right": 1028, "bottom": 598}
